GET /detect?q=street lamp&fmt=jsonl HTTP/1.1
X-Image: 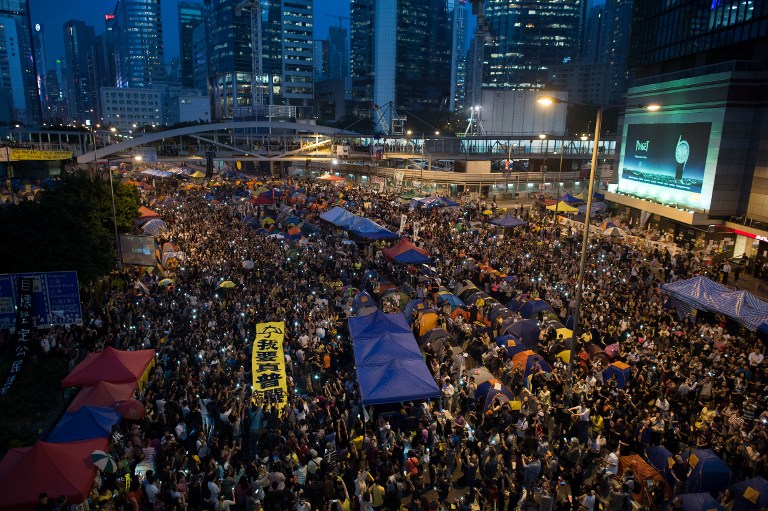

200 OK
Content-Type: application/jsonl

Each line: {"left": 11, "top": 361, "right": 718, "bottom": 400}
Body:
{"left": 537, "top": 95, "right": 660, "bottom": 405}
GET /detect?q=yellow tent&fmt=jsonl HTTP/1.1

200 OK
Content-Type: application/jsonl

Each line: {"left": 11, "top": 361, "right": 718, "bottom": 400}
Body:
{"left": 546, "top": 201, "right": 579, "bottom": 213}
{"left": 418, "top": 311, "right": 438, "bottom": 337}
{"left": 189, "top": 171, "right": 206, "bottom": 178}
{"left": 556, "top": 327, "right": 573, "bottom": 341}
{"left": 556, "top": 350, "right": 571, "bottom": 364}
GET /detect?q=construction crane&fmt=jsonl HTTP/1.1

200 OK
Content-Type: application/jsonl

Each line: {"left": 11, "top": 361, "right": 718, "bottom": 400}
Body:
{"left": 466, "top": 0, "right": 488, "bottom": 135}
{"left": 235, "top": 0, "right": 264, "bottom": 111}
{"left": 325, "top": 14, "right": 351, "bottom": 28}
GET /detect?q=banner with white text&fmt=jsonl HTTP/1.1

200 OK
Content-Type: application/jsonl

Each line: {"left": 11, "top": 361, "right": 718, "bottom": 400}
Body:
{"left": 252, "top": 322, "right": 288, "bottom": 409}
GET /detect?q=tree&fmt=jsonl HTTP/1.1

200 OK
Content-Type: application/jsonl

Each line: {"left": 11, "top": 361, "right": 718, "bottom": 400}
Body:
{"left": 0, "top": 172, "right": 140, "bottom": 282}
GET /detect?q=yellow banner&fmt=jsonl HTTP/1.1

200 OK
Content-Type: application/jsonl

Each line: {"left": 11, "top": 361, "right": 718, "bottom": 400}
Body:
{"left": 252, "top": 322, "right": 289, "bottom": 408}
{"left": 7, "top": 148, "right": 73, "bottom": 161}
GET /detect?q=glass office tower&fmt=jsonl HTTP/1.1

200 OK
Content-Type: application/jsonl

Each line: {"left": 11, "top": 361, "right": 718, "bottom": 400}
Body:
{"left": 114, "top": 0, "right": 165, "bottom": 88}
{"left": 0, "top": 0, "right": 41, "bottom": 125}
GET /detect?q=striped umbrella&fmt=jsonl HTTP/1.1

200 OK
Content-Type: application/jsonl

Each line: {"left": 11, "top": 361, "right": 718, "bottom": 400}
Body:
{"left": 91, "top": 450, "right": 118, "bottom": 474}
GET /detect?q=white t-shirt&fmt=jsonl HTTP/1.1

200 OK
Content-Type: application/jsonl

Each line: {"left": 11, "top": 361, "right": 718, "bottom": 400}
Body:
{"left": 145, "top": 483, "right": 161, "bottom": 504}
{"left": 748, "top": 351, "right": 764, "bottom": 367}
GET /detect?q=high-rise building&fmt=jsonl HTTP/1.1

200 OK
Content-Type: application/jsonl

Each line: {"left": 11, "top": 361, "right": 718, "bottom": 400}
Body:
{"left": 90, "top": 14, "right": 118, "bottom": 122}
{"left": 63, "top": 20, "right": 96, "bottom": 124}
{"left": 191, "top": 19, "right": 208, "bottom": 95}
{"left": 604, "top": 0, "right": 633, "bottom": 105}
{"left": 31, "top": 23, "right": 49, "bottom": 120}
{"left": 113, "top": 0, "right": 165, "bottom": 88}
{"left": 0, "top": 0, "right": 41, "bottom": 125}
{"left": 327, "top": 25, "right": 348, "bottom": 80}
{"left": 178, "top": 2, "right": 203, "bottom": 89}
{"left": 483, "top": 0, "right": 582, "bottom": 90}
{"left": 350, "top": 0, "right": 452, "bottom": 117}
{"left": 206, "top": 0, "right": 314, "bottom": 119}
{"left": 448, "top": 0, "right": 468, "bottom": 111}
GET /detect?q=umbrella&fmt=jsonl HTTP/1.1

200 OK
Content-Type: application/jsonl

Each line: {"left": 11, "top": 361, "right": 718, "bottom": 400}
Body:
{"left": 114, "top": 399, "right": 145, "bottom": 420}
{"left": 219, "top": 280, "right": 236, "bottom": 289}
{"left": 242, "top": 260, "right": 255, "bottom": 269}
{"left": 261, "top": 217, "right": 276, "bottom": 226}
{"left": 603, "top": 226, "right": 626, "bottom": 237}
{"left": 91, "top": 450, "right": 118, "bottom": 474}
{"left": 288, "top": 226, "right": 301, "bottom": 236}
{"left": 158, "top": 278, "right": 174, "bottom": 287}
{"left": 482, "top": 210, "right": 493, "bottom": 215}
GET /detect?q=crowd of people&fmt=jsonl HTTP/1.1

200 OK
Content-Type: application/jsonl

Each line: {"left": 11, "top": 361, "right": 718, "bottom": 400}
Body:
{"left": 18, "top": 176, "right": 768, "bottom": 511}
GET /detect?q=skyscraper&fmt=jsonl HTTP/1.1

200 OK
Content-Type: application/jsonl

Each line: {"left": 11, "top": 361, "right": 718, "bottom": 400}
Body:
{"left": 63, "top": 20, "right": 95, "bottom": 124}
{"left": 31, "top": 23, "right": 48, "bottom": 120}
{"left": 350, "top": 0, "right": 452, "bottom": 117}
{"left": 113, "top": 0, "right": 165, "bottom": 88}
{"left": 0, "top": 0, "right": 40, "bottom": 125}
{"left": 178, "top": 2, "right": 203, "bottom": 89}
{"left": 449, "top": 0, "right": 468, "bottom": 111}
{"left": 483, "top": 0, "right": 582, "bottom": 90}
{"left": 327, "top": 25, "right": 349, "bottom": 80}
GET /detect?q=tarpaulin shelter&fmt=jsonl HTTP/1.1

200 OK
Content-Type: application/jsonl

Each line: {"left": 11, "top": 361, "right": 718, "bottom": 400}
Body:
{"left": 730, "top": 477, "right": 768, "bottom": 511}
{"left": 519, "top": 298, "right": 554, "bottom": 319}
{"left": 680, "top": 493, "right": 724, "bottom": 511}
{"left": 502, "top": 320, "right": 541, "bottom": 346}
{"left": 545, "top": 201, "right": 579, "bottom": 213}
{"left": 349, "top": 310, "right": 440, "bottom": 405}
{"left": 0, "top": 438, "right": 108, "bottom": 510}
{"left": 618, "top": 455, "right": 672, "bottom": 503}
{"left": 352, "top": 292, "right": 377, "bottom": 314}
{"left": 645, "top": 445, "right": 675, "bottom": 486}
{"left": 140, "top": 169, "right": 172, "bottom": 178}
{"left": 66, "top": 380, "right": 137, "bottom": 413}
{"left": 683, "top": 448, "right": 734, "bottom": 496}
{"left": 47, "top": 406, "right": 122, "bottom": 443}
{"left": 661, "top": 276, "right": 768, "bottom": 332}
{"left": 61, "top": 347, "right": 155, "bottom": 389}
{"left": 383, "top": 239, "right": 431, "bottom": 265}
{"left": 603, "top": 361, "right": 631, "bottom": 389}
{"left": 489, "top": 214, "right": 527, "bottom": 228}
{"left": 475, "top": 378, "right": 515, "bottom": 412}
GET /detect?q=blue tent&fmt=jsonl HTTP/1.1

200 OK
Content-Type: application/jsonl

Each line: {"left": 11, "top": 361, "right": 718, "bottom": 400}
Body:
{"left": 519, "top": 299, "right": 554, "bottom": 319}
{"left": 662, "top": 276, "right": 768, "bottom": 331}
{"left": 475, "top": 379, "right": 515, "bottom": 411}
{"left": 393, "top": 250, "right": 432, "bottom": 265}
{"left": 404, "top": 299, "right": 428, "bottom": 320}
{"left": 503, "top": 319, "right": 541, "bottom": 346}
{"left": 349, "top": 311, "right": 440, "bottom": 405}
{"left": 349, "top": 218, "right": 399, "bottom": 240}
{"left": 559, "top": 193, "right": 582, "bottom": 204}
{"left": 319, "top": 206, "right": 351, "bottom": 224}
{"left": 352, "top": 292, "right": 378, "bottom": 314}
{"left": 46, "top": 406, "right": 121, "bottom": 443}
{"left": 490, "top": 214, "right": 527, "bottom": 228}
{"left": 603, "top": 362, "right": 631, "bottom": 389}
{"left": 680, "top": 493, "right": 724, "bottom": 511}
{"left": 494, "top": 334, "right": 528, "bottom": 357}
{"left": 730, "top": 477, "right": 768, "bottom": 511}
{"left": 436, "top": 292, "right": 464, "bottom": 310}
{"left": 507, "top": 295, "right": 527, "bottom": 312}
{"left": 577, "top": 202, "right": 608, "bottom": 214}
{"left": 683, "top": 448, "right": 734, "bottom": 496}
{"left": 645, "top": 445, "right": 675, "bottom": 486}
{"left": 410, "top": 196, "right": 460, "bottom": 209}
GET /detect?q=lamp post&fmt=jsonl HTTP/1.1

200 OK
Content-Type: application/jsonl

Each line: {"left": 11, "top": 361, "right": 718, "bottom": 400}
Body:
{"left": 537, "top": 96, "right": 659, "bottom": 405}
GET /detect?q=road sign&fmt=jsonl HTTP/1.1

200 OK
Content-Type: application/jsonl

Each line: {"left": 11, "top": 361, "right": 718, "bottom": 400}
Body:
{"left": 0, "top": 271, "right": 83, "bottom": 330}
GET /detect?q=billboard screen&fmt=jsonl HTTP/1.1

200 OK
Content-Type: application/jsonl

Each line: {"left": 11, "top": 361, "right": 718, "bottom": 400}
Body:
{"left": 120, "top": 235, "right": 157, "bottom": 266}
{"left": 621, "top": 122, "right": 711, "bottom": 193}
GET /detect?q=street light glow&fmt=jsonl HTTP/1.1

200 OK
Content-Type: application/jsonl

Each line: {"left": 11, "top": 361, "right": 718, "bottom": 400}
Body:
{"left": 644, "top": 103, "right": 661, "bottom": 111}
{"left": 539, "top": 133, "right": 547, "bottom": 139}
{"left": 537, "top": 96, "right": 559, "bottom": 106}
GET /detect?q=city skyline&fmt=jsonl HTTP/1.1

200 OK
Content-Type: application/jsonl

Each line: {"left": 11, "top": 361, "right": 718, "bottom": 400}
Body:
{"left": 29, "top": 0, "right": 351, "bottom": 67}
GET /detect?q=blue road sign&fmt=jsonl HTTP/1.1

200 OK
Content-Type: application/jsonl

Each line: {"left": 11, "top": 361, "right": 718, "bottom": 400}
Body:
{"left": 0, "top": 271, "right": 83, "bottom": 329}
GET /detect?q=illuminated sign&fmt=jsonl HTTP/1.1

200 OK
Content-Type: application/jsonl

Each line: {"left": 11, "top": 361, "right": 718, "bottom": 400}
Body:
{"left": 34, "top": 24, "right": 41, "bottom": 32}
{"left": 621, "top": 123, "right": 711, "bottom": 193}
{"left": 731, "top": 228, "right": 768, "bottom": 243}
{"left": 105, "top": 14, "right": 115, "bottom": 20}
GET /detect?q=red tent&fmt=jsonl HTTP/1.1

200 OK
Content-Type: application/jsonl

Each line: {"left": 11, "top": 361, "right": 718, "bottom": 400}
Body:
{"left": 137, "top": 206, "right": 161, "bottom": 224}
{"left": 61, "top": 347, "right": 155, "bottom": 388}
{"left": 66, "top": 380, "right": 138, "bottom": 413}
{"left": 251, "top": 195, "right": 274, "bottom": 205}
{"left": 382, "top": 239, "right": 428, "bottom": 260}
{"left": 0, "top": 438, "right": 108, "bottom": 510}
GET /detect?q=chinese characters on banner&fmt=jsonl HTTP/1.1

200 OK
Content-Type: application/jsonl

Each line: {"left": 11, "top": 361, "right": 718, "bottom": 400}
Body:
{"left": 252, "top": 322, "right": 288, "bottom": 408}
{"left": 0, "top": 277, "right": 35, "bottom": 395}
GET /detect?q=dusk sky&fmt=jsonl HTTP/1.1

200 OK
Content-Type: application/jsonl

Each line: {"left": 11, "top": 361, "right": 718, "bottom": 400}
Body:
{"left": 30, "top": 0, "right": 350, "bottom": 66}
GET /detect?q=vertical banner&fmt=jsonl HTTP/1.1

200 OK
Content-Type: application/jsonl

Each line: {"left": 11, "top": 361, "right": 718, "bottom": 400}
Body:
{"left": 0, "top": 277, "right": 35, "bottom": 395}
{"left": 252, "top": 322, "right": 288, "bottom": 409}
{"left": 399, "top": 214, "right": 407, "bottom": 236}
{"left": 413, "top": 222, "right": 420, "bottom": 242}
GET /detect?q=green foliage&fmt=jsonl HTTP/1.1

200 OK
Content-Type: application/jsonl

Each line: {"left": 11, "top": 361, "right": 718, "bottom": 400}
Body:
{"left": 0, "top": 171, "right": 140, "bottom": 282}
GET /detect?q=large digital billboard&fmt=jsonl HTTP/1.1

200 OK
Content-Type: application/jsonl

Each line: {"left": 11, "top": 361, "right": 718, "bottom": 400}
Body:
{"left": 120, "top": 235, "right": 158, "bottom": 266}
{"left": 621, "top": 122, "right": 712, "bottom": 193}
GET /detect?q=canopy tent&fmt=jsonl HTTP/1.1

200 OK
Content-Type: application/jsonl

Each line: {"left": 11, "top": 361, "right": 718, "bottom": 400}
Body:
{"left": 662, "top": 276, "right": 768, "bottom": 331}
{"left": 67, "top": 380, "right": 137, "bottom": 413}
{"left": 603, "top": 361, "right": 631, "bottom": 389}
{"left": 382, "top": 239, "right": 431, "bottom": 264}
{"left": 618, "top": 455, "right": 672, "bottom": 503}
{"left": 683, "top": 448, "right": 734, "bottom": 496}
{"left": 61, "top": 347, "right": 155, "bottom": 388}
{"left": 578, "top": 202, "right": 607, "bottom": 214}
{"left": 47, "top": 406, "right": 122, "bottom": 443}
{"left": 489, "top": 214, "right": 527, "bottom": 228}
{"left": 645, "top": 445, "right": 675, "bottom": 486}
{"left": 319, "top": 206, "right": 350, "bottom": 224}
{"left": 574, "top": 191, "right": 605, "bottom": 201}
{"left": 502, "top": 319, "right": 541, "bottom": 347}
{"left": 349, "top": 218, "right": 399, "bottom": 240}
{"left": 558, "top": 193, "right": 582, "bottom": 204}
{"left": 679, "top": 493, "right": 725, "bottom": 511}
{"left": 519, "top": 298, "right": 554, "bottom": 319}
{"left": 410, "top": 196, "right": 460, "bottom": 209}
{"left": 545, "top": 201, "right": 579, "bottom": 213}
{"left": 475, "top": 378, "right": 515, "bottom": 412}
{"left": 0, "top": 438, "right": 108, "bottom": 510}
{"left": 140, "top": 168, "right": 172, "bottom": 178}
{"left": 730, "top": 477, "right": 768, "bottom": 511}
{"left": 349, "top": 310, "right": 440, "bottom": 405}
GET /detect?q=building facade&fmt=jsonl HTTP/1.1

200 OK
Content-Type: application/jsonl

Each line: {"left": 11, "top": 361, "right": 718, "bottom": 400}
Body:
{"left": 0, "top": 0, "right": 40, "bottom": 125}
{"left": 31, "top": 23, "right": 48, "bottom": 121}
{"left": 113, "top": 0, "right": 165, "bottom": 88}
{"left": 178, "top": 2, "right": 203, "bottom": 89}
{"left": 63, "top": 20, "right": 96, "bottom": 124}
{"left": 449, "top": 0, "right": 468, "bottom": 111}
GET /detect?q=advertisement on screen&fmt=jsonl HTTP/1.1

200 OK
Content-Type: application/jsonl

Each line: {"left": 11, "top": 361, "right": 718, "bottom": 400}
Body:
{"left": 119, "top": 235, "right": 157, "bottom": 266}
{"left": 621, "top": 122, "right": 712, "bottom": 193}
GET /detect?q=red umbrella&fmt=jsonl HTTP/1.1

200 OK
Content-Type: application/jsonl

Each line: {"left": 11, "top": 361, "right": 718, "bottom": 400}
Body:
{"left": 114, "top": 399, "right": 145, "bottom": 420}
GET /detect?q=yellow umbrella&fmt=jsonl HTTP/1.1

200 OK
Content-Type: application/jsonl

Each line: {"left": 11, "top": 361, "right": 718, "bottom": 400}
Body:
{"left": 482, "top": 209, "right": 493, "bottom": 215}
{"left": 158, "top": 278, "right": 174, "bottom": 287}
{"left": 219, "top": 280, "right": 236, "bottom": 289}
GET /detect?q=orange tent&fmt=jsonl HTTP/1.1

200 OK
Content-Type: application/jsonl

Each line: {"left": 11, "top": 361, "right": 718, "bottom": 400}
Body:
{"left": 137, "top": 206, "right": 161, "bottom": 222}
{"left": 619, "top": 455, "right": 671, "bottom": 503}
{"left": 417, "top": 311, "right": 438, "bottom": 337}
